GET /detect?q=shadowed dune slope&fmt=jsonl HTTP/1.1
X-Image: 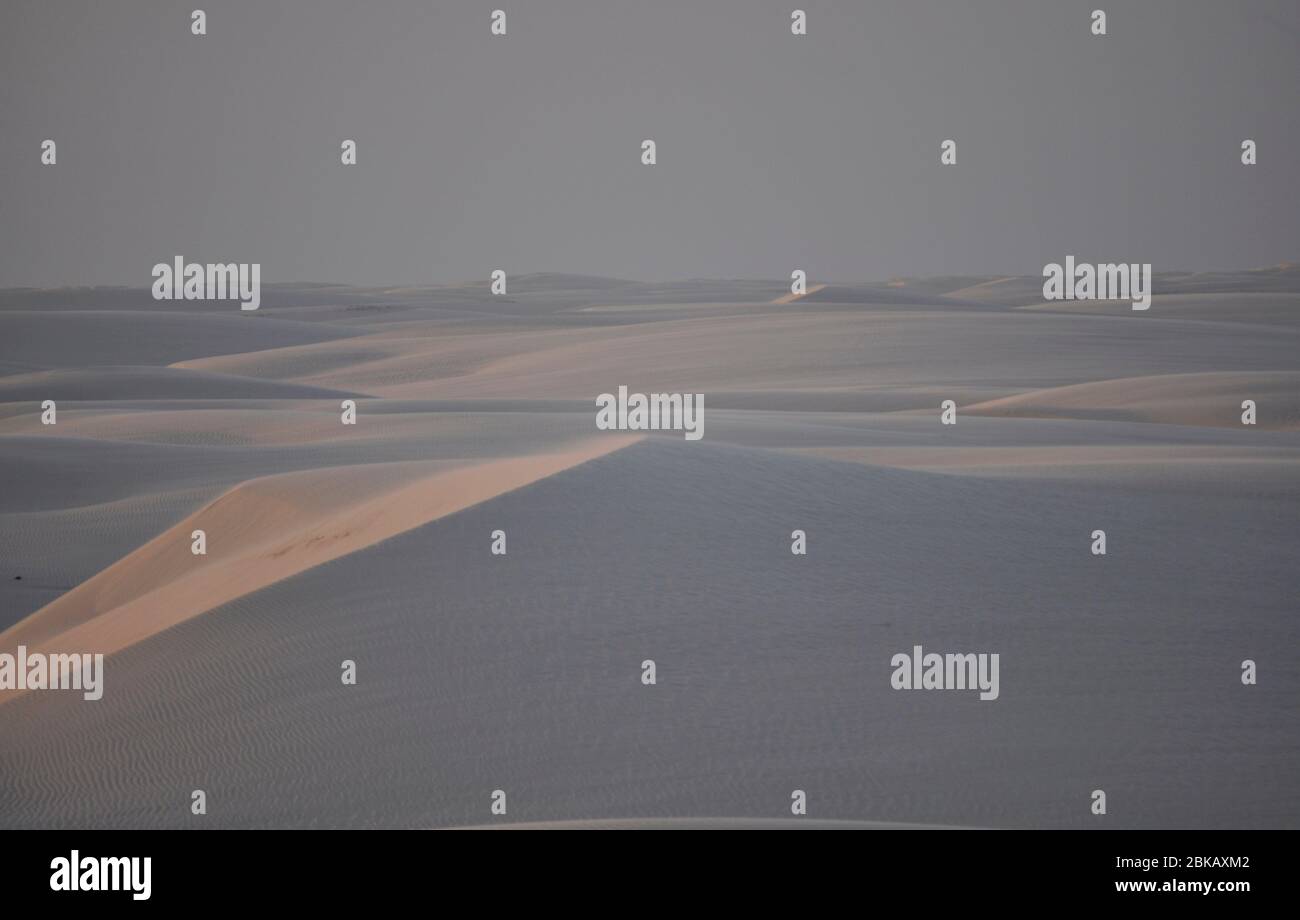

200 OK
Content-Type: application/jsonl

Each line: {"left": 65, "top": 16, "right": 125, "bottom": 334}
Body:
{"left": 0, "top": 439, "right": 1295, "bottom": 828}
{"left": 0, "top": 366, "right": 360, "bottom": 402}
{"left": 0, "top": 310, "right": 362, "bottom": 369}
{"left": 1019, "top": 292, "right": 1300, "bottom": 327}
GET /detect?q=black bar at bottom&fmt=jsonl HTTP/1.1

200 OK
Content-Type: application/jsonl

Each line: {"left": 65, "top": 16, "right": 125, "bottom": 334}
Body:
{"left": 4, "top": 829, "right": 1280, "bottom": 907}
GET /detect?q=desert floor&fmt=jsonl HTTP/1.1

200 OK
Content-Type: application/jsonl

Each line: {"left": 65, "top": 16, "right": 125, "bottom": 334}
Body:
{"left": 1, "top": 268, "right": 1297, "bottom": 827}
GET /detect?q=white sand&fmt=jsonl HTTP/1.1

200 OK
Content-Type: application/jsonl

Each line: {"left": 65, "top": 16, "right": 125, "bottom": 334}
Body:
{"left": 0, "top": 270, "right": 1297, "bottom": 828}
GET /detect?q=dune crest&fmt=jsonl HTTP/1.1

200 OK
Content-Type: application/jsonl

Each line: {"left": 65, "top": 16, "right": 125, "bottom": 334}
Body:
{"left": 770, "top": 283, "right": 828, "bottom": 305}
{"left": 961, "top": 371, "right": 1300, "bottom": 429}
{"left": 0, "top": 435, "right": 638, "bottom": 695}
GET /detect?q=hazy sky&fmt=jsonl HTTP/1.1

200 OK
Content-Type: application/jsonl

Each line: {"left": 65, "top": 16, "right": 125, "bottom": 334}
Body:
{"left": 2, "top": 0, "right": 1297, "bottom": 287}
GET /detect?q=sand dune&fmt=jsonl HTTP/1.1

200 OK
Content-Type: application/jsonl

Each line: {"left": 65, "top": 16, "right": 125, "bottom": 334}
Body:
{"left": 0, "top": 486, "right": 220, "bottom": 632}
{"left": 794, "top": 284, "right": 997, "bottom": 309}
{"left": 770, "top": 283, "right": 828, "bottom": 304}
{"left": 918, "top": 265, "right": 1300, "bottom": 310}
{"left": 1, "top": 273, "right": 1297, "bottom": 828}
{"left": 1018, "top": 291, "right": 1300, "bottom": 327}
{"left": 794, "top": 443, "right": 1300, "bottom": 496}
{"left": 942, "top": 277, "right": 1019, "bottom": 300}
{"left": 1, "top": 438, "right": 1295, "bottom": 828}
{"left": 962, "top": 371, "right": 1300, "bottom": 429}
{"left": 0, "top": 405, "right": 440, "bottom": 445}
{"left": 0, "top": 435, "right": 637, "bottom": 685}
{"left": 0, "top": 366, "right": 359, "bottom": 402}
{"left": 0, "top": 309, "right": 361, "bottom": 369}
{"left": 171, "top": 308, "right": 1300, "bottom": 403}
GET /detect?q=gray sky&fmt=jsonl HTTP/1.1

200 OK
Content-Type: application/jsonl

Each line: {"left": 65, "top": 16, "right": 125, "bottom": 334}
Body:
{"left": 2, "top": 0, "right": 1297, "bottom": 288}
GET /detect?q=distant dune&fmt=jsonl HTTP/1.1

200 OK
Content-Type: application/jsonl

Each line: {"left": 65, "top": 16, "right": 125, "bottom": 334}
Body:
{"left": 770, "top": 283, "right": 828, "bottom": 304}
{"left": 0, "top": 366, "right": 359, "bottom": 402}
{"left": 0, "top": 309, "right": 361, "bottom": 369}
{"left": 1019, "top": 292, "right": 1300, "bottom": 326}
{"left": 963, "top": 371, "right": 1300, "bottom": 429}
{"left": 171, "top": 307, "right": 1300, "bottom": 403}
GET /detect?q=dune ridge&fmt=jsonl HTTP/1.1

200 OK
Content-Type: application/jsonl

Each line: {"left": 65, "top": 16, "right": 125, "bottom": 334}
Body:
{"left": 0, "top": 434, "right": 639, "bottom": 696}
{"left": 962, "top": 371, "right": 1300, "bottom": 429}
{"left": 770, "top": 283, "right": 828, "bottom": 304}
